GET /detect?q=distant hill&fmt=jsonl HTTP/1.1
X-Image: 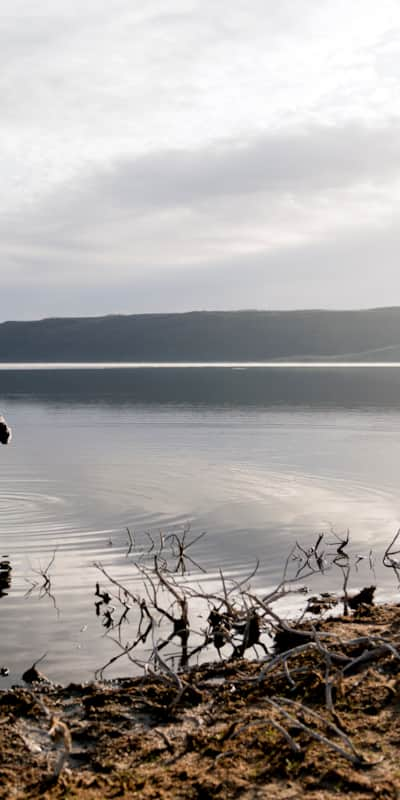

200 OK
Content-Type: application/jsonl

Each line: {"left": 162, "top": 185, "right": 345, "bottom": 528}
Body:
{"left": 1, "top": 308, "right": 400, "bottom": 362}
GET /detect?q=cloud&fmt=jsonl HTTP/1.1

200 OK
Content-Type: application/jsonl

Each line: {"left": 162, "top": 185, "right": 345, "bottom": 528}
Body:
{"left": 1, "top": 118, "right": 399, "bottom": 319}
{"left": 1, "top": 0, "right": 399, "bottom": 211}
{"left": 1, "top": 1, "right": 400, "bottom": 318}
{"left": 2, "top": 218, "right": 400, "bottom": 320}
{"left": 1, "top": 120, "right": 398, "bottom": 274}
{"left": 82, "top": 120, "right": 400, "bottom": 207}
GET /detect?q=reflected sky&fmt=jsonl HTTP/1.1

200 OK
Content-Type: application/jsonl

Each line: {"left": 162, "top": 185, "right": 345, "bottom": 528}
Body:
{"left": 1, "top": 367, "right": 400, "bottom": 684}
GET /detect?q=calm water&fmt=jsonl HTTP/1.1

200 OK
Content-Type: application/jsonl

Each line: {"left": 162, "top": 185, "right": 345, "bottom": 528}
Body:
{"left": 1, "top": 365, "right": 400, "bottom": 685}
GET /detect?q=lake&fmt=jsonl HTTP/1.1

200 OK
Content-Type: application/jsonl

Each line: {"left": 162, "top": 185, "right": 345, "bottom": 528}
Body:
{"left": 1, "top": 364, "right": 400, "bottom": 685}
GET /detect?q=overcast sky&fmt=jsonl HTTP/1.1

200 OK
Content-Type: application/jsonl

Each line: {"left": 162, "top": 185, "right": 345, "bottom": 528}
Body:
{"left": 1, "top": 0, "right": 400, "bottom": 320}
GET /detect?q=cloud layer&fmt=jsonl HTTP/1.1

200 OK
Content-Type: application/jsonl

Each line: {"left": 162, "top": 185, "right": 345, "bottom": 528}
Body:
{"left": 1, "top": 1, "right": 400, "bottom": 319}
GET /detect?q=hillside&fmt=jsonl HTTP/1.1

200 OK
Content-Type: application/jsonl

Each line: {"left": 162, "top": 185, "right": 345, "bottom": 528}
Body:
{"left": 1, "top": 308, "right": 400, "bottom": 362}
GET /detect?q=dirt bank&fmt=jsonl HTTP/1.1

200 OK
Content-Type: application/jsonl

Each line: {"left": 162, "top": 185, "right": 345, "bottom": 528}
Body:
{"left": 1, "top": 604, "right": 400, "bottom": 799}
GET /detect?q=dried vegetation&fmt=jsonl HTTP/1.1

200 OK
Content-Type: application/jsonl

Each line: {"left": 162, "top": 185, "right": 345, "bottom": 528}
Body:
{"left": 2, "top": 528, "right": 400, "bottom": 798}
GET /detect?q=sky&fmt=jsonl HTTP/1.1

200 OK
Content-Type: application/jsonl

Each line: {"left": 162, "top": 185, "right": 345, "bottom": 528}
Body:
{"left": 1, "top": 0, "right": 400, "bottom": 321}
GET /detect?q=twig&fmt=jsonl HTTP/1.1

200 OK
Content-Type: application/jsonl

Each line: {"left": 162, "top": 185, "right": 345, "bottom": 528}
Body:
{"left": 268, "top": 696, "right": 366, "bottom": 766}
{"left": 126, "top": 527, "right": 135, "bottom": 556}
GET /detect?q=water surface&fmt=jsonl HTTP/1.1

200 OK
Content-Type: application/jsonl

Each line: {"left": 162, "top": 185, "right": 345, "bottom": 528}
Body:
{"left": 1, "top": 364, "right": 400, "bottom": 684}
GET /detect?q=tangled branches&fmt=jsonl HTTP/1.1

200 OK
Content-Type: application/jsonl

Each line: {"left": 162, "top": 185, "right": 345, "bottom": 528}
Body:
{"left": 89, "top": 524, "right": 400, "bottom": 773}
{"left": 92, "top": 524, "right": 393, "bottom": 682}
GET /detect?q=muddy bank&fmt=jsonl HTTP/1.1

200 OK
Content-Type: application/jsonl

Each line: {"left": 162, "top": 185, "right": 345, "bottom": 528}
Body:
{"left": 1, "top": 603, "right": 400, "bottom": 799}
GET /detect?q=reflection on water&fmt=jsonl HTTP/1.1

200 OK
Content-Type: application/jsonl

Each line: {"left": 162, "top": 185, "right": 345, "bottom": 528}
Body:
{"left": 1, "top": 364, "right": 400, "bottom": 407}
{"left": 0, "top": 557, "right": 11, "bottom": 599}
{"left": 1, "top": 366, "right": 400, "bottom": 684}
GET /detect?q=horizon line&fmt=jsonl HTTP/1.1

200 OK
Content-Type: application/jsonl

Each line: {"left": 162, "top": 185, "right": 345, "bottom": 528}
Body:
{"left": 2, "top": 361, "right": 400, "bottom": 370}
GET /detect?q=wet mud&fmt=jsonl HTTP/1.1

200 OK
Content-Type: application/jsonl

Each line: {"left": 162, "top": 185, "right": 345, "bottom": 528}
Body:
{"left": 1, "top": 604, "right": 400, "bottom": 799}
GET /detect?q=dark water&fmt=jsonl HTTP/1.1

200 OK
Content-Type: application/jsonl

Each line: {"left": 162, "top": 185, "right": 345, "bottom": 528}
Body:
{"left": 1, "top": 365, "right": 400, "bottom": 685}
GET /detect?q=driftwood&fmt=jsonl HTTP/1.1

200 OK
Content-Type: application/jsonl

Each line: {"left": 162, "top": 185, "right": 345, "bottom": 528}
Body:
{"left": 92, "top": 527, "right": 399, "bottom": 680}
{"left": 4, "top": 527, "right": 400, "bottom": 790}
{"left": 87, "top": 527, "right": 400, "bottom": 767}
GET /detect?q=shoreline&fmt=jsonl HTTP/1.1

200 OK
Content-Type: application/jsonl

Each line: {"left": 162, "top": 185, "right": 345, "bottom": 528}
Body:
{"left": 2, "top": 602, "right": 400, "bottom": 799}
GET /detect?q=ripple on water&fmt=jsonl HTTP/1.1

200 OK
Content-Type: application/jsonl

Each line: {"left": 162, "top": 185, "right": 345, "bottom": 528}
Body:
{"left": 1, "top": 461, "right": 399, "bottom": 686}
{"left": 0, "top": 490, "right": 66, "bottom": 527}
